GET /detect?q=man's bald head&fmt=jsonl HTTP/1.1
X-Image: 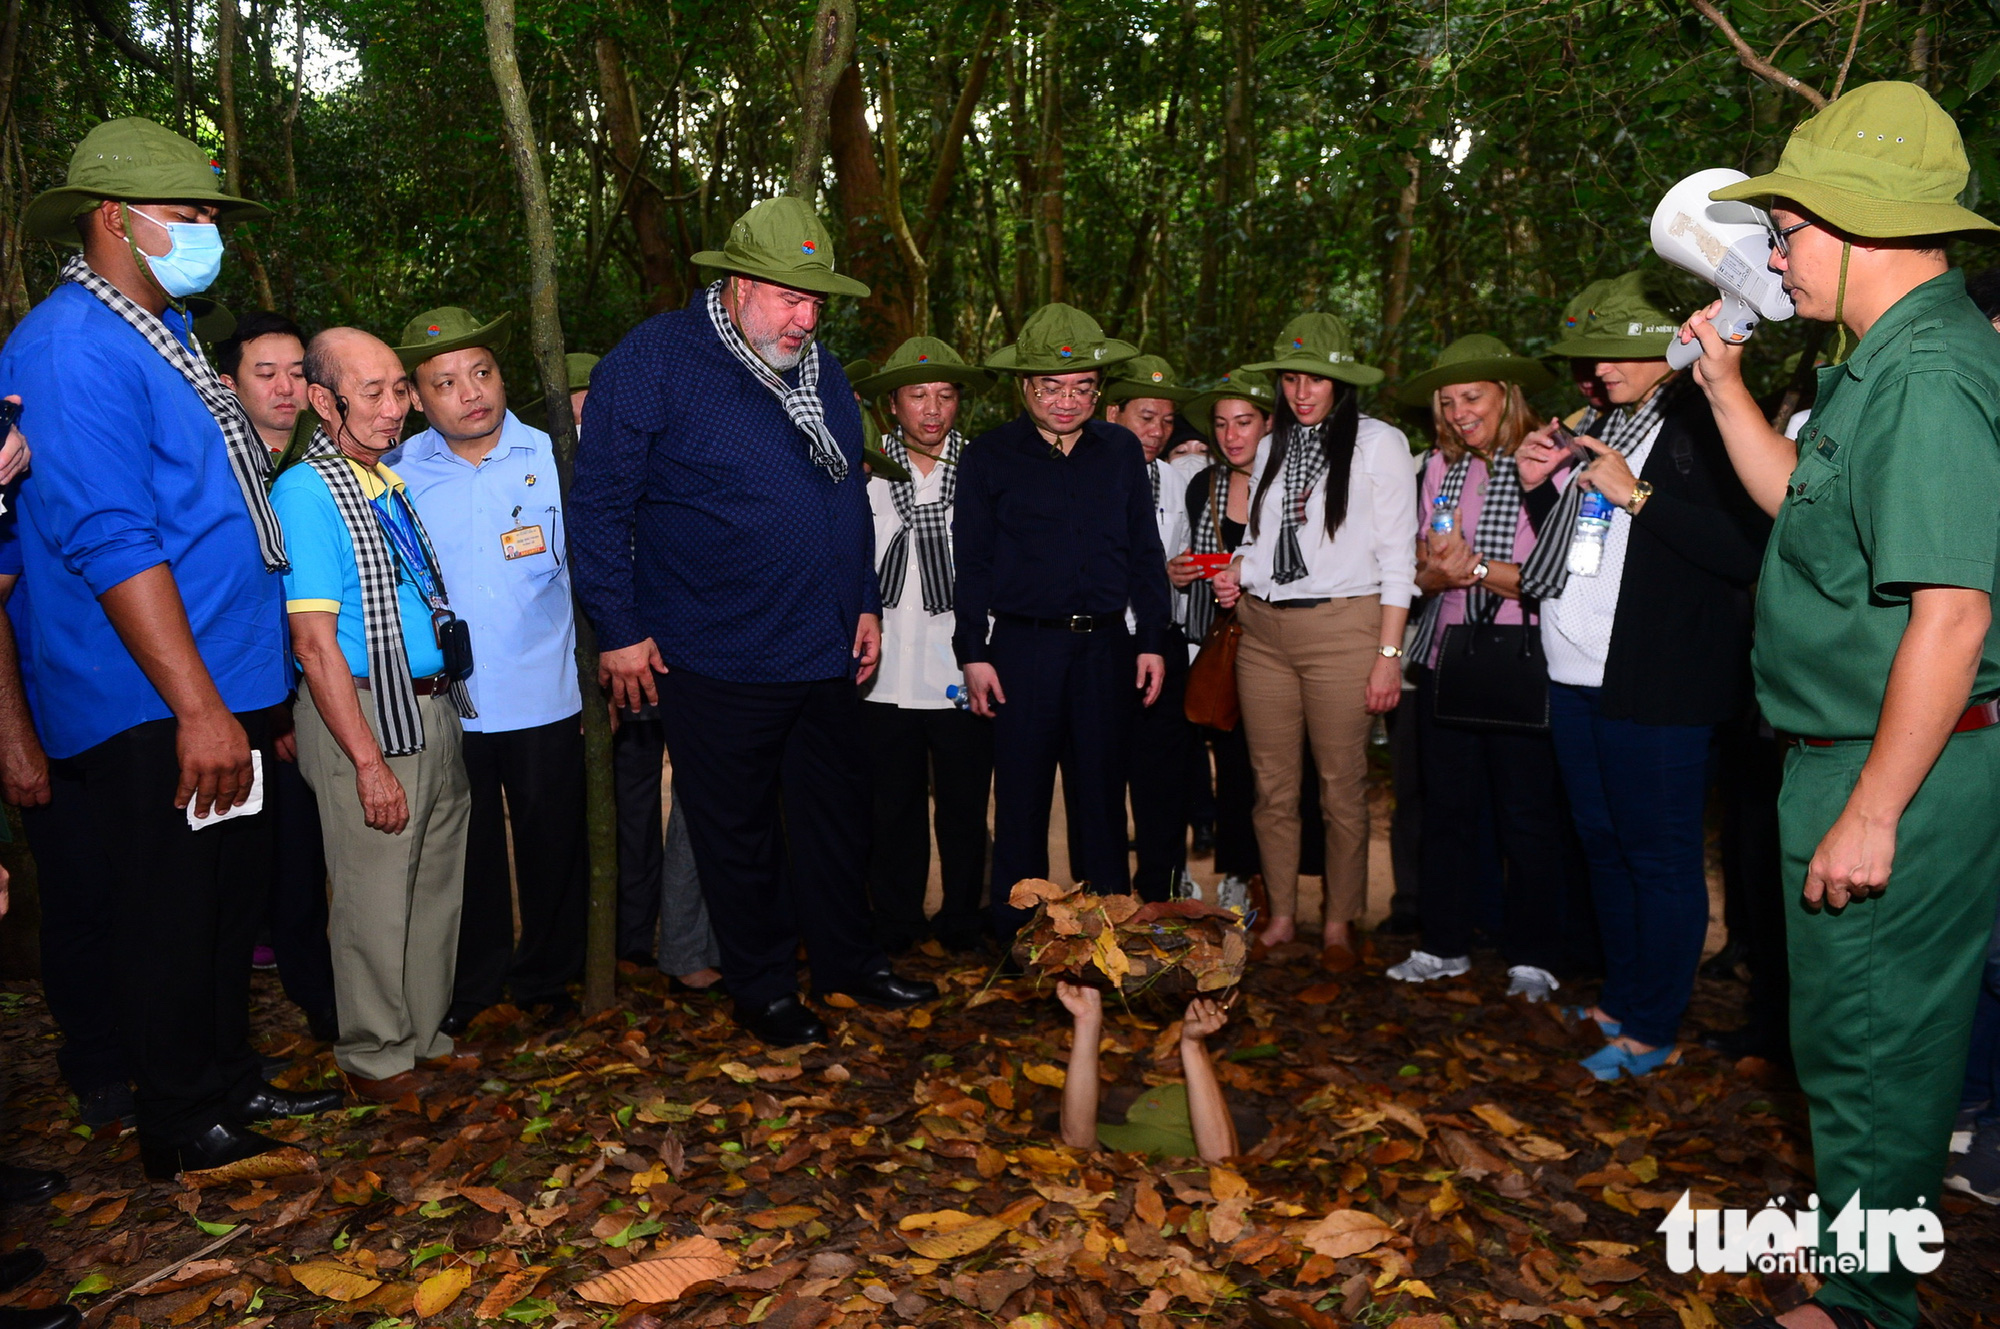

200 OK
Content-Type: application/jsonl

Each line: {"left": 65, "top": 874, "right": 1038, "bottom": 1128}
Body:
{"left": 304, "top": 328, "right": 412, "bottom": 461}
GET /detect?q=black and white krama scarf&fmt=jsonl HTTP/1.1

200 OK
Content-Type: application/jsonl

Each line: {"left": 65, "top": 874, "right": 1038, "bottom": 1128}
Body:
{"left": 300, "top": 430, "right": 474, "bottom": 756}
{"left": 704, "top": 280, "right": 848, "bottom": 482}
{"left": 1181, "top": 462, "right": 1238, "bottom": 643}
{"left": 1517, "top": 378, "right": 1677, "bottom": 601}
{"left": 62, "top": 253, "right": 287, "bottom": 571}
{"left": 1273, "top": 421, "right": 1329, "bottom": 585}
{"left": 876, "top": 430, "right": 962, "bottom": 614}
{"left": 1408, "top": 450, "right": 1526, "bottom": 663}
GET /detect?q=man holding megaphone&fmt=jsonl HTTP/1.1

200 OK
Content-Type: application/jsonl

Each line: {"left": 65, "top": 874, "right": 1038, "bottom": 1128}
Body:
{"left": 1679, "top": 81, "right": 2000, "bottom": 1329}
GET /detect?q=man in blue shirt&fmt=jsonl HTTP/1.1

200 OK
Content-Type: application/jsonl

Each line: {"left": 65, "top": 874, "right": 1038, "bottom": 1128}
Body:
{"left": 272, "top": 328, "right": 476, "bottom": 1103}
{"left": 955, "top": 304, "right": 1173, "bottom": 939}
{"left": 387, "top": 305, "right": 586, "bottom": 1033}
{"left": 571, "top": 196, "right": 936, "bottom": 1046}
{"left": 0, "top": 117, "right": 340, "bottom": 1177}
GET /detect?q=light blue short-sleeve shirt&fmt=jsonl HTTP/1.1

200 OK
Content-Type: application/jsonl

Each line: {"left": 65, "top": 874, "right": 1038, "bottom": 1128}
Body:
{"left": 387, "top": 412, "right": 581, "bottom": 732}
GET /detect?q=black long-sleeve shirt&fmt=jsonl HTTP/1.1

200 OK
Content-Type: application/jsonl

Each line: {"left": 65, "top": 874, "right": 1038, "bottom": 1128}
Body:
{"left": 952, "top": 413, "right": 1173, "bottom": 663}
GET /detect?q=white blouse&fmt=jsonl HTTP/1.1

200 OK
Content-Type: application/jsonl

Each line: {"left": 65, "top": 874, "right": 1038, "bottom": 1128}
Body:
{"left": 864, "top": 456, "right": 965, "bottom": 709}
{"left": 1236, "top": 416, "right": 1419, "bottom": 607}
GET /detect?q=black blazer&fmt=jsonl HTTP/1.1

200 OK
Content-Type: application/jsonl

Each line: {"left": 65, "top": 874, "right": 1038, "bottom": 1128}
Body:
{"left": 1525, "top": 382, "right": 1769, "bottom": 726}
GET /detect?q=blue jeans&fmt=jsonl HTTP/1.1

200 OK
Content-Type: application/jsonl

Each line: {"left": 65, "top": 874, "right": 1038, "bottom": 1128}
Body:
{"left": 1548, "top": 683, "right": 1714, "bottom": 1049}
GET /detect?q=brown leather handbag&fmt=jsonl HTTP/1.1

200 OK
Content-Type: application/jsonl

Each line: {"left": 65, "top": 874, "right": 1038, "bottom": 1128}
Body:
{"left": 1184, "top": 609, "right": 1243, "bottom": 730}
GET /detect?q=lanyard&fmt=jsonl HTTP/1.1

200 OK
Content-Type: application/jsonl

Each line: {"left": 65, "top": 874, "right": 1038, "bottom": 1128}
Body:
{"left": 369, "top": 488, "right": 447, "bottom": 610}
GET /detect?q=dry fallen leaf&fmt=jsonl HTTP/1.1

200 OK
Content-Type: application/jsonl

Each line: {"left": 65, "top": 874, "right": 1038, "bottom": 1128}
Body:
{"left": 412, "top": 1266, "right": 471, "bottom": 1318}
{"left": 898, "top": 1210, "right": 1009, "bottom": 1259}
{"left": 746, "top": 1205, "right": 820, "bottom": 1230}
{"left": 474, "top": 1266, "right": 550, "bottom": 1319}
{"left": 1576, "top": 1255, "right": 1645, "bottom": 1284}
{"left": 1009, "top": 878, "right": 1074, "bottom": 908}
{"left": 1021, "top": 1063, "right": 1067, "bottom": 1089}
{"left": 289, "top": 1262, "right": 383, "bottom": 1302}
{"left": 182, "top": 1147, "right": 320, "bottom": 1188}
{"left": 1299, "top": 1208, "right": 1395, "bottom": 1259}
{"left": 571, "top": 1239, "right": 735, "bottom": 1305}
{"left": 1471, "top": 1103, "right": 1527, "bottom": 1136}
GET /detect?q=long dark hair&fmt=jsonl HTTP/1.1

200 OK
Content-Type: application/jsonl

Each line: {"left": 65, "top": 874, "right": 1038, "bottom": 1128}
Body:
{"left": 1248, "top": 378, "right": 1361, "bottom": 543}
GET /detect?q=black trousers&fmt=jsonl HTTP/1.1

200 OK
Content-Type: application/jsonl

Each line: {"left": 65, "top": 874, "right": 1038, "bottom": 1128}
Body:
{"left": 267, "top": 748, "right": 335, "bottom": 1025}
{"left": 1413, "top": 669, "right": 1576, "bottom": 971}
{"left": 989, "top": 620, "right": 1137, "bottom": 935}
{"left": 863, "top": 701, "right": 994, "bottom": 949}
{"left": 1127, "top": 642, "right": 1192, "bottom": 901}
{"left": 1717, "top": 705, "right": 1789, "bottom": 1051}
{"left": 452, "top": 713, "right": 588, "bottom": 1012}
{"left": 53, "top": 711, "right": 274, "bottom": 1143}
{"left": 1204, "top": 724, "right": 1261, "bottom": 879}
{"left": 1386, "top": 699, "right": 1423, "bottom": 921}
{"left": 658, "top": 668, "right": 884, "bottom": 1011}
{"left": 22, "top": 767, "right": 125, "bottom": 1095}
{"left": 613, "top": 714, "right": 668, "bottom": 961}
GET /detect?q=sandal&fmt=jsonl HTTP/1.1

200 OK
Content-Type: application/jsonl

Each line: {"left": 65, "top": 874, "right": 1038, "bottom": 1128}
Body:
{"left": 1563, "top": 1004, "right": 1622, "bottom": 1037}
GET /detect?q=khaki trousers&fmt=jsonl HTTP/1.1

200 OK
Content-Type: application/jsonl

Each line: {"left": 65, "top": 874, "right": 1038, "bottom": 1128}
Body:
{"left": 295, "top": 681, "right": 470, "bottom": 1080}
{"left": 1234, "top": 594, "right": 1378, "bottom": 924}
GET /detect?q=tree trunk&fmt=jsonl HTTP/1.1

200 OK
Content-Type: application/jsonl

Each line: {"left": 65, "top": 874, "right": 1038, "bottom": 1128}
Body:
{"left": 1908, "top": 0, "right": 1934, "bottom": 89}
{"left": 216, "top": 0, "right": 276, "bottom": 310}
{"left": 480, "top": 0, "right": 620, "bottom": 1015}
{"left": 595, "top": 30, "right": 684, "bottom": 313}
{"left": 1222, "top": 0, "right": 1256, "bottom": 355}
{"left": 875, "top": 51, "right": 928, "bottom": 336}
{"left": 827, "top": 59, "right": 906, "bottom": 350}
{"left": 0, "top": 0, "right": 26, "bottom": 132}
{"left": 1036, "top": 15, "right": 1064, "bottom": 305}
{"left": 1380, "top": 152, "right": 1420, "bottom": 380}
{"left": 912, "top": 5, "right": 1001, "bottom": 256}
{"left": 1005, "top": 36, "right": 1035, "bottom": 319}
{"left": 789, "top": 0, "right": 856, "bottom": 200}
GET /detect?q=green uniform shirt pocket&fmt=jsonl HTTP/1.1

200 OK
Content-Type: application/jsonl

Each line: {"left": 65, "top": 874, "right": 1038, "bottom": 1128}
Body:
{"left": 1774, "top": 427, "right": 1849, "bottom": 586}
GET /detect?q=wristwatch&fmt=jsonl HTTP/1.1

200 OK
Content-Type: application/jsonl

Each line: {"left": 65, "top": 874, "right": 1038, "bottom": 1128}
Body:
{"left": 1626, "top": 481, "right": 1655, "bottom": 516}
{"left": 1379, "top": 644, "right": 1404, "bottom": 660}
{"left": 1471, "top": 558, "right": 1491, "bottom": 582}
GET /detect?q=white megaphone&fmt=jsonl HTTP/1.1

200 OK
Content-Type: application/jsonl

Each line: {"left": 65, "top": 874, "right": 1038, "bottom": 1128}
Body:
{"left": 1650, "top": 167, "right": 1794, "bottom": 370}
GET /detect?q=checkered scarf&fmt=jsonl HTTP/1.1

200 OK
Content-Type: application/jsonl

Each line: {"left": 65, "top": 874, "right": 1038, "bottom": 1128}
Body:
{"left": 704, "top": 280, "right": 848, "bottom": 482}
{"left": 61, "top": 253, "right": 287, "bottom": 572}
{"left": 876, "top": 430, "right": 961, "bottom": 614}
{"left": 1517, "top": 378, "right": 1677, "bottom": 601}
{"left": 1273, "top": 421, "right": 1329, "bottom": 585}
{"left": 1181, "top": 462, "right": 1238, "bottom": 642}
{"left": 301, "top": 430, "right": 474, "bottom": 756}
{"left": 1408, "top": 450, "right": 1527, "bottom": 663}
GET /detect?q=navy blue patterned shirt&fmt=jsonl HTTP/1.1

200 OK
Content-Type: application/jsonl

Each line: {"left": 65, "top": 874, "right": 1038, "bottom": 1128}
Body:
{"left": 568, "top": 294, "right": 880, "bottom": 683}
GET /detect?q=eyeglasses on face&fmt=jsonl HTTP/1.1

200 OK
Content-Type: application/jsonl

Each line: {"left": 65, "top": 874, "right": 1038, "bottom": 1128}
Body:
{"left": 1029, "top": 383, "right": 1100, "bottom": 404}
{"left": 1770, "top": 218, "right": 1813, "bottom": 257}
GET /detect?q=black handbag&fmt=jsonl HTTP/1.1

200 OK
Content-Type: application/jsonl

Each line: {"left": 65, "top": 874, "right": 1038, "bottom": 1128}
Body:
{"left": 1431, "top": 599, "right": 1549, "bottom": 733}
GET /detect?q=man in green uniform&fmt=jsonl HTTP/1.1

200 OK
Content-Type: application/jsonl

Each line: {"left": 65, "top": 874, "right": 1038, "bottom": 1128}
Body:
{"left": 1683, "top": 81, "right": 2000, "bottom": 1329}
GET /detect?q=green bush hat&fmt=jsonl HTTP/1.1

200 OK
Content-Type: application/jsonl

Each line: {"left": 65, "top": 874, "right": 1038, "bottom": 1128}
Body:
{"left": 186, "top": 297, "right": 235, "bottom": 347}
{"left": 1710, "top": 81, "right": 2000, "bottom": 240}
{"left": 1554, "top": 278, "right": 1616, "bottom": 346}
{"left": 1546, "top": 272, "right": 1678, "bottom": 359}
{"left": 1102, "top": 355, "right": 1196, "bottom": 405}
{"left": 1244, "top": 312, "right": 1385, "bottom": 386}
{"left": 984, "top": 303, "right": 1140, "bottom": 375}
{"left": 1396, "top": 334, "right": 1556, "bottom": 406}
{"left": 852, "top": 336, "right": 992, "bottom": 398}
{"left": 1094, "top": 1082, "right": 1199, "bottom": 1160}
{"left": 842, "top": 358, "right": 877, "bottom": 385}
{"left": 565, "top": 352, "right": 600, "bottom": 392}
{"left": 1182, "top": 366, "right": 1278, "bottom": 439}
{"left": 26, "top": 117, "right": 269, "bottom": 246}
{"left": 693, "top": 196, "right": 871, "bottom": 298}
{"left": 395, "top": 306, "right": 513, "bottom": 370}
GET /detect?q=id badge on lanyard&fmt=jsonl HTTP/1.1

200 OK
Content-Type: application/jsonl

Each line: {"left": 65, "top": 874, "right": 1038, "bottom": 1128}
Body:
{"left": 501, "top": 505, "right": 548, "bottom": 560}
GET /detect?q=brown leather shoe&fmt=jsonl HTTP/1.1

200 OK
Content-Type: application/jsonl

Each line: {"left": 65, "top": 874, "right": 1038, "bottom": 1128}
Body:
{"left": 1319, "top": 943, "right": 1358, "bottom": 974}
{"left": 343, "top": 1070, "right": 424, "bottom": 1103}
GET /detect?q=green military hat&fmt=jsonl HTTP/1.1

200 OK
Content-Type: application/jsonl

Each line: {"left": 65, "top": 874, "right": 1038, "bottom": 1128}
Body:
{"left": 852, "top": 336, "right": 992, "bottom": 398}
{"left": 1244, "top": 312, "right": 1385, "bottom": 386}
{"left": 842, "top": 357, "right": 877, "bottom": 385}
{"left": 394, "top": 306, "right": 512, "bottom": 370}
{"left": 1554, "top": 278, "right": 1616, "bottom": 346}
{"left": 1182, "top": 366, "right": 1278, "bottom": 439}
{"left": 1102, "top": 354, "right": 1196, "bottom": 405}
{"left": 186, "top": 297, "right": 236, "bottom": 347}
{"left": 693, "top": 196, "right": 871, "bottom": 298}
{"left": 564, "top": 352, "right": 600, "bottom": 391}
{"left": 1711, "top": 81, "right": 2000, "bottom": 240}
{"left": 1093, "top": 1082, "right": 1199, "bottom": 1159}
{"left": 1396, "top": 334, "right": 1556, "bottom": 406}
{"left": 26, "top": 117, "right": 269, "bottom": 245}
{"left": 1546, "top": 272, "right": 1678, "bottom": 360}
{"left": 984, "top": 303, "right": 1139, "bottom": 375}
{"left": 834, "top": 356, "right": 912, "bottom": 481}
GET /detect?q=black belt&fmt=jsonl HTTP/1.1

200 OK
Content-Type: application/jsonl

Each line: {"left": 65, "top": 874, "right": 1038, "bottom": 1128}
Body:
{"left": 1254, "top": 596, "right": 1332, "bottom": 610}
{"left": 998, "top": 612, "right": 1121, "bottom": 633}
{"left": 354, "top": 672, "right": 452, "bottom": 696}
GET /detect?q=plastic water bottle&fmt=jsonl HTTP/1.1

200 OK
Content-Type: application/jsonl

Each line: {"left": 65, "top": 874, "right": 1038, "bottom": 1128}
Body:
{"left": 945, "top": 683, "right": 971, "bottom": 711}
{"left": 1567, "top": 491, "right": 1617, "bottom": 577}
{"left": 1428, "top": 494, "right": 1457, "bottom": 538}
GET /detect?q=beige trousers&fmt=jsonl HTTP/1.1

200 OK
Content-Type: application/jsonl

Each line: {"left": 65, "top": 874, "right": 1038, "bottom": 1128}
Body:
{"left": 1233, "top": 593, "right": 1379, "bottom": 924}
{"left": 295, "top": 681, "right": 470, "bottom": 1079}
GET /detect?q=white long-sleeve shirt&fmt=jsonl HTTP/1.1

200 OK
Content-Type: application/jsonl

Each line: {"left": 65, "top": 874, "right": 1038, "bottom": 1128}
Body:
{"left": 1236, "top": 416, "right": 1419, "bottom": 607}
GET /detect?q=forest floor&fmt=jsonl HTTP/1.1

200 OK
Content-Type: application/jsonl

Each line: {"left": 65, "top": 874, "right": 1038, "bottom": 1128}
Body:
{"left": 2, "top": 940, "right": 1998, "bottom": 1329}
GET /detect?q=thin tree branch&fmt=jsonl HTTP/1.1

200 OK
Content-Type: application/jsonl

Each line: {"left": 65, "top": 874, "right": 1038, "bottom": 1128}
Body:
{"left": 1832, "top": 0, "right": 1867, "bottom": 99}
{"left": 1687, "top": 0, "right": 1829, "bottom": 109}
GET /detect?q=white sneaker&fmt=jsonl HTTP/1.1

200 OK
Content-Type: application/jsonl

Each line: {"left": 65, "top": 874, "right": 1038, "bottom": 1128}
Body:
{"left": 1216, "top": 874, "right": 1252, "bottom": 914}
{"left": 1506, "top": 965, "right": 1561, "bottom": 1003}
{"left": 1171, "top": 869, "right": 1200, "bottom": 902}
{"left": 1386, "top": 950, "right": 1471, "bottom": 983}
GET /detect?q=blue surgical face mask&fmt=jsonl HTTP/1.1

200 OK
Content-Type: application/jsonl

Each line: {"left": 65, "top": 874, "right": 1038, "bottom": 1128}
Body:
{"left": 125, "top": 205, "right": 225, "bottom": 297}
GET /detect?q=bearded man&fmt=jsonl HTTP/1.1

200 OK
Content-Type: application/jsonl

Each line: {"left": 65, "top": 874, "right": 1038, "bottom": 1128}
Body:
{"left": 571, "top": 197, "right": 937, "bottom": 1046}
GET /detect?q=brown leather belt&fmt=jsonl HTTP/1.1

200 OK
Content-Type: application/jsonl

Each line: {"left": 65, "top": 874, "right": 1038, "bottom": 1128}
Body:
{"left": 353, "top": 673, "right": 451, "bottom": 697}
{"left": 1787, "top": 699, "right": 2000, "bottom": 748}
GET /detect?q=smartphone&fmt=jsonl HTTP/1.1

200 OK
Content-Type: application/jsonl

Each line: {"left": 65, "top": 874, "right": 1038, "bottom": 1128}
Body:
{"left": 1551, "top": 420, "right": 1592, "bottom": 465}
{"left": 0, "top": 399, "right": 19, "bottom": 437}
{"left": 1184, "top": 552, "right": 1233, "bottom": 580}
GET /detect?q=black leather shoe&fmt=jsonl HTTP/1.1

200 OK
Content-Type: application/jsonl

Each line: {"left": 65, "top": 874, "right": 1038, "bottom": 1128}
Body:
{"left": 77, "top": 1083, "right": 135, "bottom": 1131}
{"left": 524, "top": 994, "right": 580, "bottom": 1027}
{"left": 230, "top": 1082, "right": 344, "bottom": 1122}
{"left": 139, "top": 1123, "right": 285, "bottom": 1181}
{"left": 0, "top": 1165, "right": 64, "bottom": 1206}
{"left": 1376, "top": 911, "right": 1421, "bottom": 938}
{"left": 0, "top": 1248, "right": 46, "bottom": 1294}
{"left": 736, "top": 995, "right": 826, "bottom": 1047}
{"left": 834, "top": 969, "right": 940, "bottom": 1010}
{"left": 0, "top": 1306, "right": 82, "bottom": 1329}
{"left": 305, "top": 1008, "right": 340, "bottom": 1043}
{"left": 437, "top": 1005, "right": 483, "bottom": 1038}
